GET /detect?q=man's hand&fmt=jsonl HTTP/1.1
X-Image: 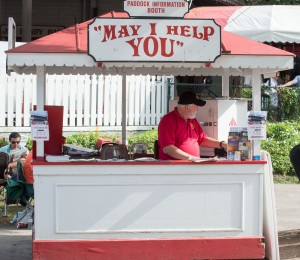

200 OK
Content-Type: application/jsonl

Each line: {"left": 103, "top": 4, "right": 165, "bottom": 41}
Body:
{"left": 188, "top": 155, "right": 201, "bottom": 161}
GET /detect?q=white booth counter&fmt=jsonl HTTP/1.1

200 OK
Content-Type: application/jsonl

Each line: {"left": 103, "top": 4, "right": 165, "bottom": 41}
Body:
{"left": 32, "top": 160, "right": 266, "bottom": 259}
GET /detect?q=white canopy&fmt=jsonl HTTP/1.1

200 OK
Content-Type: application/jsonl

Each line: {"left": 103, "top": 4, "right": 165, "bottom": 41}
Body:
{"left": 188, "top": 5, "right": 300, "bottom": 43}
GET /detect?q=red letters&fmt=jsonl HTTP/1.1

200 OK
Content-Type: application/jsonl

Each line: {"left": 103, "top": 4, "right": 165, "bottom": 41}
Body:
{"left": 166, "top": 25, "right": 215, "bottom": 41}
{"left": 126, "top": 36, "right": 175, "bottom": 57}
{"left": 149, "top": 23, "right": 157, "bottom": 35}
{"left": 101, "top": 25, "right": 141, "bottom": 42}
{"left": 102, "top": 25, "right": 117, "bottom": 42}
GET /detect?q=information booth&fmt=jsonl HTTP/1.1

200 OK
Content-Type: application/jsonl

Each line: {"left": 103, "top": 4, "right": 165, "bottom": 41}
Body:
{"left": 6, "top": 2, "right": 294, "bottom": 259}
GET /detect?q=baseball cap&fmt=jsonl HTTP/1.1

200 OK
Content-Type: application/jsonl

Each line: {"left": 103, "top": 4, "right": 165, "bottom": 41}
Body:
{"left": 178, "top": 91, "right": 206, "bottom": 107}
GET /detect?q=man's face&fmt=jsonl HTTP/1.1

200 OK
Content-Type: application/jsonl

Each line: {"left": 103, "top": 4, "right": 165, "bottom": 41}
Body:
{"left": 186, "top": 104, "right": 198, "bottom": 119}
{"left": 10, "top": 137, "right": 21, "bottom": 149}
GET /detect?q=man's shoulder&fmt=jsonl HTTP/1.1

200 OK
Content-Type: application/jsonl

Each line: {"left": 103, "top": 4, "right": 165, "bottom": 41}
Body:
{"left": 159, "top": 111, "right": 177, "bottom": 128}
{"left": 161, "top": 110, "right": 176, "bottom": 120}
{"left": 0, "top": 145, "right": 9, "bottom": 153}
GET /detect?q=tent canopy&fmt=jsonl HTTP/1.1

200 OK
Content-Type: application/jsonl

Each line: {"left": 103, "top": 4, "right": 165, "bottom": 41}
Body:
{"left": 6, "top": 11, "right": 294, "bottom": 76}
{"left": 186, "top": 5, "right": 300, "bottom": 44}
{"left": 4, "top": 10, "right": 294, "bottom": 157}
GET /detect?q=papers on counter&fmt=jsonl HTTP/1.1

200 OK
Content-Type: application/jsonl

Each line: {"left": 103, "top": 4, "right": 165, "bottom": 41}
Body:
{"left": 46, "top": 155, "right": 70, "bottom": 162}
{"left": 190, "top": 157, "right": 218, "bottom": 163}
{"left": 134, "top": 157, "right": 157, "bottom": 162}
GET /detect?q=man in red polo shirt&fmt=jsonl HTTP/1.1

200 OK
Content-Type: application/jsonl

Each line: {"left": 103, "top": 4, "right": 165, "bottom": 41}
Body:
{"left": 158, "top": 91, "right": 227, "bottom": 160}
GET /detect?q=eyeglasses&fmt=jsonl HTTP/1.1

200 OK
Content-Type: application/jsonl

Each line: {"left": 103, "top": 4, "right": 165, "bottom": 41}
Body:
{"left": 11, "top": 141, "right": 20, "bottom": 144}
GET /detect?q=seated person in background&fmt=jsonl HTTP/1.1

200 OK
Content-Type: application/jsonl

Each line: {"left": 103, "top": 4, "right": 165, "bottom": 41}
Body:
{"left": 290, "top": 144, "right": 300, "bottom": 181}
{"left": 158, "top": 91, "right": 227, "bottom": 161}
{"left": 0, "top": 132, "right": 29, "bottom": 179}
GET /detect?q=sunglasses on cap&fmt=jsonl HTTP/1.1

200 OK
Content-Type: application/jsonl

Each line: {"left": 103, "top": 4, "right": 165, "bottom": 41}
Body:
{"left": 11, "top": 141, "right": 20, "bottom": 144}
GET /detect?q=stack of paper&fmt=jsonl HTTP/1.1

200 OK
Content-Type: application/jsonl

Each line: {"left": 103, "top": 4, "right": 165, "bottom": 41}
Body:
{"left": 46, "top": 155, "right": 70, "bottom": 162}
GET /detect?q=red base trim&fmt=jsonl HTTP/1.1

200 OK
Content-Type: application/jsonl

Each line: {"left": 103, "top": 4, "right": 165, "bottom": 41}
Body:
{"left": 33, "top": 237, "right": 265, "bottom": 260}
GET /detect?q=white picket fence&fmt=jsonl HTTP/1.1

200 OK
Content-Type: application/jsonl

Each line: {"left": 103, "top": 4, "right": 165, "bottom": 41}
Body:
{"left": 0, "top": 70, "right": 170, "bottom": 134}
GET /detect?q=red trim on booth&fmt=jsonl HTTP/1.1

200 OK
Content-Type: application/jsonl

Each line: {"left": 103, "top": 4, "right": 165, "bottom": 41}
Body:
{"left": 33, "top": 237, "right": 265, "bottom": 260}
{"left": 32, "top": 160, "right": 267, "bottom": 166}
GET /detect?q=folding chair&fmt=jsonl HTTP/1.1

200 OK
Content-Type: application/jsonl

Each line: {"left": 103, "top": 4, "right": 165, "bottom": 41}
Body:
{"left": 0, "top": 152, "right": 9, "bottom": 217}
{"left": 5, "top": 161, "right": 34, "bottom": 227}
{"left": 131, "top": 142, "right": 148, "bottom": 159}
{"left": 100, "top": 143, "right": 130, "bottom": 160}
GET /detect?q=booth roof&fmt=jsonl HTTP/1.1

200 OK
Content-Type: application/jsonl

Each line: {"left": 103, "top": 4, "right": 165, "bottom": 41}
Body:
{"left": 187, "top": 5, "right": 300, "bottom": 43}
{"left": 6, "top": 11, "right": 294, "bottom": 75}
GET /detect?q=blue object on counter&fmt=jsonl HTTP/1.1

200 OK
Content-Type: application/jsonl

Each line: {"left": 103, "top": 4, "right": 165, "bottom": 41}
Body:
{"left": 253, "top": 155, "right": 261, "bottom": 160}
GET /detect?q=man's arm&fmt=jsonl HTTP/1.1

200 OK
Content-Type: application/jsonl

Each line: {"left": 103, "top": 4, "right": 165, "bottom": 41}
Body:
{"left": 163, "top": 145, "right": 199, "bottom": 160}
{"left": 7, "top": 157, "right": 26, "bottom": 170}
{"left": 200, "top": 136, "right": 227, "bottom": 149}
{"left": 279, "top": 80, "right": 294, "bottom": 88}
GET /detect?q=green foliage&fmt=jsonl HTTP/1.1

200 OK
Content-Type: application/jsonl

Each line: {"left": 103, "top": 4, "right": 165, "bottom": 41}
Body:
{"left": 273, "top": 174, "right": 300, "bottom": 184}
{"left": 64, "top": 130, "right": 158, "bottom": 153}
{"left": 234, "top": 85, "right": 300, "bottom": 122}
{"left": 0, "top": 137, "right": 8, "bottom": 147}
{"left": 262, "top": 121, "right": 300, "bottom": 176}
{"left": 240, "top": 86, "right": 252, "bottom": 98}
{"left": 276, "top": 88, "right": 300, "bottom": 120}
{"left": 66, "top": 132, "right": 101, "bottom": 150}
{"left": 26, "top": 137, "right": 33, "bottom": 151}
{"left": 128, "top": 129, "right": 158, "bottom": 152}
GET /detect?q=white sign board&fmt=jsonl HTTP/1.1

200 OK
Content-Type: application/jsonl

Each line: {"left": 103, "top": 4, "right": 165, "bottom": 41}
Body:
{"left": 30, "top": 111, "right": 49, "bottom": 141}
{"left": 123, "top": 0, "right": 190, "bottom": 18}
{"left": 247, "top": 111, "right": 267, "bottom": 140}
{"left": 88, "top": 18, "right": 221, "bottom": 62}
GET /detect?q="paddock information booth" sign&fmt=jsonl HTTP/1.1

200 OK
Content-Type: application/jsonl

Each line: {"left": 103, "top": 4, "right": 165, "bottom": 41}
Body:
{"left": 123, "top": 0, "right": 190, "bottom": 18}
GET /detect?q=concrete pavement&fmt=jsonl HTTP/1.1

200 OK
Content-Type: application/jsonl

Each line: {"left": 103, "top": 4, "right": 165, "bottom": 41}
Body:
{"left": 275, "top": 184, "right": 300, "bottom": 232}
{"left": 0, "top": 184, "right": 299, "bottom": 260}
{"left": 0, "top": 227, "right": 32, "bottom": 260}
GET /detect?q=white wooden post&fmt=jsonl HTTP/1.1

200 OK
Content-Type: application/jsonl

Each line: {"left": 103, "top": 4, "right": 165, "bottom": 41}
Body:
{"left": 0, "top": 71, "right": 7, "bottom": 126}
{"left": 222, "top": 69, "right": 230, "bottom": 97}
{"left": 8, "top": 17, "right": 16, "bottom": 50}
{"left": 151, "top": 76, "right": 156, "bottom": 125}
{"left": 251, "top": 69, "right": 262, "bottom": 160}
{"left": 116, "top": 76, "right": 122, "bottom": 126}
{"left": 145, "top": 75, "right": 151, "bottom": 125}
{"left": 36, "top": 66, "right": 46, "bottom": 158}
{"left": 122, "top": 75, "right": 127, "bottom": 144}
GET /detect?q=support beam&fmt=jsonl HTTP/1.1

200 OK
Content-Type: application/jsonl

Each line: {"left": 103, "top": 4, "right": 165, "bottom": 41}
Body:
{"left": 122, "top": 75, "right": 127, "bottom": 145}
{"left": 36, "top": 66, "right": 46, "bottom": 158}
{"left": 251, "top": 70, "right": 262, "bottom": 111}
{"left": 251, "top": 69, "right": 263, "bottom": 160}
{"left": 22, "top": 0, "right": 32, "bottom": 42}
{"left": 222, "top": 69, "right": 230, "bottom": 97}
